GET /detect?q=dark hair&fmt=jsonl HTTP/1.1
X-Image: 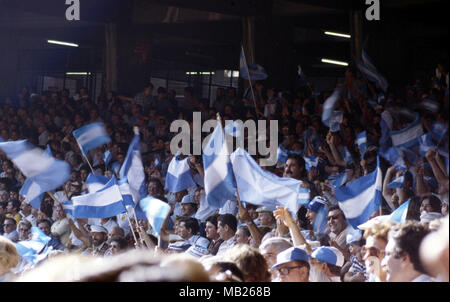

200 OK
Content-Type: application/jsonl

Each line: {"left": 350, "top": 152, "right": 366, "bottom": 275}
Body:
{"left": 144, "top": 83, "right": 154, "bottom": 89}
{"left": 110, "top": 237, "right": 129, "bottom": 250}
{"left": 237, "top": 225, "right": 251, "bottom": 238}
{"left": 4, "top": 217, "right": 16, "bottom": 225}
{"left": 8, "top": 200, "right": 20, "bottom": 211}
{"left": 421, "top": 195, "right": 442, "bottom": 213}
{"left": 388, "top": 221, "right": 430, "bottom": 274}
{"left": 179, "top": 217, "right": 199, "bottom": 235}
{"left": 327, "top": 205, "right": 344, "bottom": 218}
{"left": 36, "top": 218, "right": 52, "bottom": 228}
{"left": 286, "top": 153, "right": 305, "bottom": 170}
{"left": 217, "top": 214, "right": 238, "bottom": 233}
{"left": 205, "top": 213, "right": 220, "bottom": 228}
{"left": 211, "top": 261, "right": 245, "bottom": 282}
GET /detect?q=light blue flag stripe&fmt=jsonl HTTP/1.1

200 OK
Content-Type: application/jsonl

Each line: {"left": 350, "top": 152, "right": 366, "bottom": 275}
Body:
{"left": 72, "top": 176, "right": 126, "bottom": 218}
{"left": 230, "top": 148, "right": 310, "bottom": 216}
{"left": 72, "top": 122, "right": 111, "bottom": 156}
{"left": 119, "top": 134, "right": 147, "bottom": 201}
{"left": 164, "top": 155, "right": 196, "bottom": 193}
{"left": 14, "top": 227, "right": 51, "bottom": 264}
{"left": 118, "top": 178, "right": 136, "bottom": 207}
{"left": 419, "top": 133, "right": 435, "bottom": 157}
{"left": 102, "top": 150, "right": 112, "bottom": 167}
{"left": 62, "top": 200, "right": 73, "bottom": 215}
{"left": 277, "top": 145, "right": 289, "bottom": 163}
{"left": 330, "top": 172, "right": 349, "bottom": 188}
{"left": 139, "top": 196, "right": 171, "bottom": 236}
{"left": 203, "top": 118, "right": 237, "bottom": 209}
{"left": 390, "top": 200, "right": 410, "bottom": 223}
{"left": 335, "top": 158, "right": 383, "bottom": 229}
{"left": 86, "top": 173, "right": 110, "bottom": 193}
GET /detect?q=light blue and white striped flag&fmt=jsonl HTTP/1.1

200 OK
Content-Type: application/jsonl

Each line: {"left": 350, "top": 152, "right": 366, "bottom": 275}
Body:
{"left": 303, "top": 156, "right": 320, "bottom": 171}
{"left": 230, "top": 148, "right": 310, "bottom": 216}
{"left": 86, "top": 173, "right": 110, "bottom": 193}
{"left": 62, "top": 200, "right": 73, "bottom": 216}
{"left": 152, "top": 155, "right": 161, "bottom": 168}
{"left": 165, "top": 155, "right": 196, "bottom": 193}
{"left": 419, "top": 133, "right": 435, "bottom": 157}
{"left": 390, "top": 200, "right": 410, "bottom": 223}
{"left": 72, "top": 176, "right": 126, "bottom": 218}
{"left": 421, "top": 99, "right": 440, "bottom": 113}
{"left": 139, "top": 196, "right": 171, "bottom": 236}
{"left": 356, "top": 49, "right": 389, "bottom": 93}
{"left": 322, "top": 89, "right": 341, "bottom": 130}
{"left": 343, "top": 147, "right": 353, "bottom": 166}
{"left": 1, "top": 140, "right": 70, "bottom": 210}
{"left": 203, "top": 117, "right": 237, "bottom": 209}
{"left": 277, "top": 145, "right": 289, "bottom": 164}
{"left": 14, "top": 227, "right": 52, "bottom": 265}
{"left": 72, "top": 122, "right": 111, "bottom": 157}
{"left": 390, "top": 113, "right": 423, "bottom": 149}
{"left": 387, "top": 174, "right": 405, "bottom": 189}
{"left": 239, "top": 46, "right": 268, "bottom": 81}
{"left": 118, "top": 178, "right": 135, "bottom": 207}
{"left": 102, "top": 150, "right": 112, "bottom": 168}
{"left": 330, "top": 172, "right": 349, "bottom": 188}
{"left": 356, "top": 131, "right": 367, "bottom": 158}
{"left": 224, "top": 120, "right": 244, "bottom": 139}
{"left": 334, "top": 158, "right": 383, "bottom": 229}
{"left": 119, "top": 133, "right": 147, "bottom": 202}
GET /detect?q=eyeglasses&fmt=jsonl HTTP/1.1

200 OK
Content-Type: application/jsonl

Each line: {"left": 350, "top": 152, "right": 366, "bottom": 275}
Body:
{"left": 277, "top": 266, "right": 303, "bottom": 276}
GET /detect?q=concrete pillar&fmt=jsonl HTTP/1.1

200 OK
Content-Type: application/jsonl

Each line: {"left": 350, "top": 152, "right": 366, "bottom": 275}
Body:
{"left": 105, "top": 23, "right": 118, "bottom": 91}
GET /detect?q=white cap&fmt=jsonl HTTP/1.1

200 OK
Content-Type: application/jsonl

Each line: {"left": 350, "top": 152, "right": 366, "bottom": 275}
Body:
{"left": 90, "top": 225, "right": 108, "bottom": 234}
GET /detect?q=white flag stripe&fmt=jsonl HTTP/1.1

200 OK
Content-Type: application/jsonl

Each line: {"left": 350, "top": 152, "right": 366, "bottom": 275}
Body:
{"left": 72, "top": 184, "right": 122, "bottom": 207}
{"left": 391, "top": 123, "right": 423, "bottom": 146}
{"left": 13, "top": 149, "right": 54, "bottom": 178}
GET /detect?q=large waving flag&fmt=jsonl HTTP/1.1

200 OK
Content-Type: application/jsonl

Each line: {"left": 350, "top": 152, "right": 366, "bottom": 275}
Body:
{"left": 72, "top": 176, "right": 126, "bottom": 218}
{"left": 239, "top": 46, "right": 268, "bottom": 81}
{"left": 230, "top": 148, "right": 310, "bottom": 215}
{"left": 119, "top": 132, "right": 147, "bottom": 202}
{"left": 356, "top": 49, "right": 389, "bottom": 92}
{"left": 14, "top": 227, "right": 52, "bottom": 265}
{"left": 321, "top": 89, "right": 341, "bottom": 130}
{"left": 203, "top": 117, "right": 237, "bottom": 209}
{"left": 139, "top": 196, "right": 171, "bottom": 236}
{"left": 164, "top": 155, "right": 196, "bottom": 193}
{"left": 334, "top": 158, "right": 383, "bottom": 229}
{"left": 1, "top": 140, "right": 70, "bottom": 210}
{"left": 72, "top": 122, "right": 111, "bottom": 157}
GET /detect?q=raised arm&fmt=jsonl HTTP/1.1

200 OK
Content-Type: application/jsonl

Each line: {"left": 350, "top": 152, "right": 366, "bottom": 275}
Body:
{"left": 382, "top": 165, "right": 397, "bottom": 210}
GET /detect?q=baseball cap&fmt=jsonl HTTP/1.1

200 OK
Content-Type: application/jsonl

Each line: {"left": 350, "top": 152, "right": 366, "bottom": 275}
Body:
{"left": 90, "top": 225, "right": 108, "bottom": 234}
{"left": 272, "top": 247, "right": 309, "bottom": 269}
{"left": 310, "top": 247, "right": 344, "bottom": 267}
{"left": 304, "top": 196, "right": 327, "bottom": 213}
{"left": 181, "top": 195, "right": 195, "bottom": 204}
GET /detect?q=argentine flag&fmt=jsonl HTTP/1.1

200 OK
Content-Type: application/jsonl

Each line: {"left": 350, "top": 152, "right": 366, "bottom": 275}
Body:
{"left": 203, "top": 117, "right": 237, "bottom": 209}
{"left": 356, "top": 131, "right": 367, "bottom": 158}
{"left": 102, "top": 150, "right": 112, "bottom": 168}
{"left": 165, "top": 154, "right": 196, "bottom": 193}
{"left": 1, "top": 140, "right": 70, "bottom": 210}
{"left": 334, "top": 158, "right": 383, "bottom": 229}
{"left": 14, "top": 227, "right": 52, "bottom": 265}
{"left": 303, "top": 156, "right": 320, "bottom": 171}
{"left": 72, "top": 122, "right": 111, "bottom": 157}
{"left": 139, "top": 196, "right": 171, "bottom": 236}
{"left": 230, "top": 148, "right": 310, "bottom": 216}
{"left": 72, "top": 176, "right": 126, "bottom": 218}
{"left": 61, "top": 200, "right": 73, "bottom": 216}
{"left": 239, "top": 46, "right": 268, "bottom": 81}
{"left": 419, "top": 133, "right": 435, "bottom": 157}
{"left": 390, "top": 113, "right": 423, "bottom": 149}
{"left": 119, "top": 133, "right": 147, "bottom": 202}
{"left": 356, "top": 49, "right": 389, "bottom": 93}
{"left": 321, "top": 89, "right": 341, "bottom": 130}
{"left": 390, "top": 200, "right": 410, "bottom": 223}
{"left": 277, "top": 145, "right": 289, "bottom": 164}
{"left": 387, "top": 174, "right": 405, "bottom": 189}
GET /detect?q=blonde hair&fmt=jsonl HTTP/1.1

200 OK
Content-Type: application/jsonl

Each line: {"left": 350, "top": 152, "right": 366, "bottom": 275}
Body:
{"left": 363, "top": 220, "right": 396, "bottom": 242}
{"left": 223, "top": 244, "right": 271, "bottom": 282}
{"left": 0, "top": 236, "right": 20, "bottom": 272}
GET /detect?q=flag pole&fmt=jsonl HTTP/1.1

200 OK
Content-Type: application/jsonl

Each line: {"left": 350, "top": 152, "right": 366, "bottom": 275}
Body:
{"left": 125, "top": 211, "right": 139, "bottom": 245}
{"left": 241, "top": 45, "right": 259, "bottom": 112}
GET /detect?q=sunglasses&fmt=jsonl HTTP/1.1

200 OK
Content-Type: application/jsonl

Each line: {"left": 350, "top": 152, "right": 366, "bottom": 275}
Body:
{"left": 277, "top": 266, "right": 303, "bottom": 276}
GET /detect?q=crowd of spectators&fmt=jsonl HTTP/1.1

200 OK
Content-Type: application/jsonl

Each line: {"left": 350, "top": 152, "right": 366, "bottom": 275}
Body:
{"left": 0, "top": 61, "right": 448, "bottom": 282}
